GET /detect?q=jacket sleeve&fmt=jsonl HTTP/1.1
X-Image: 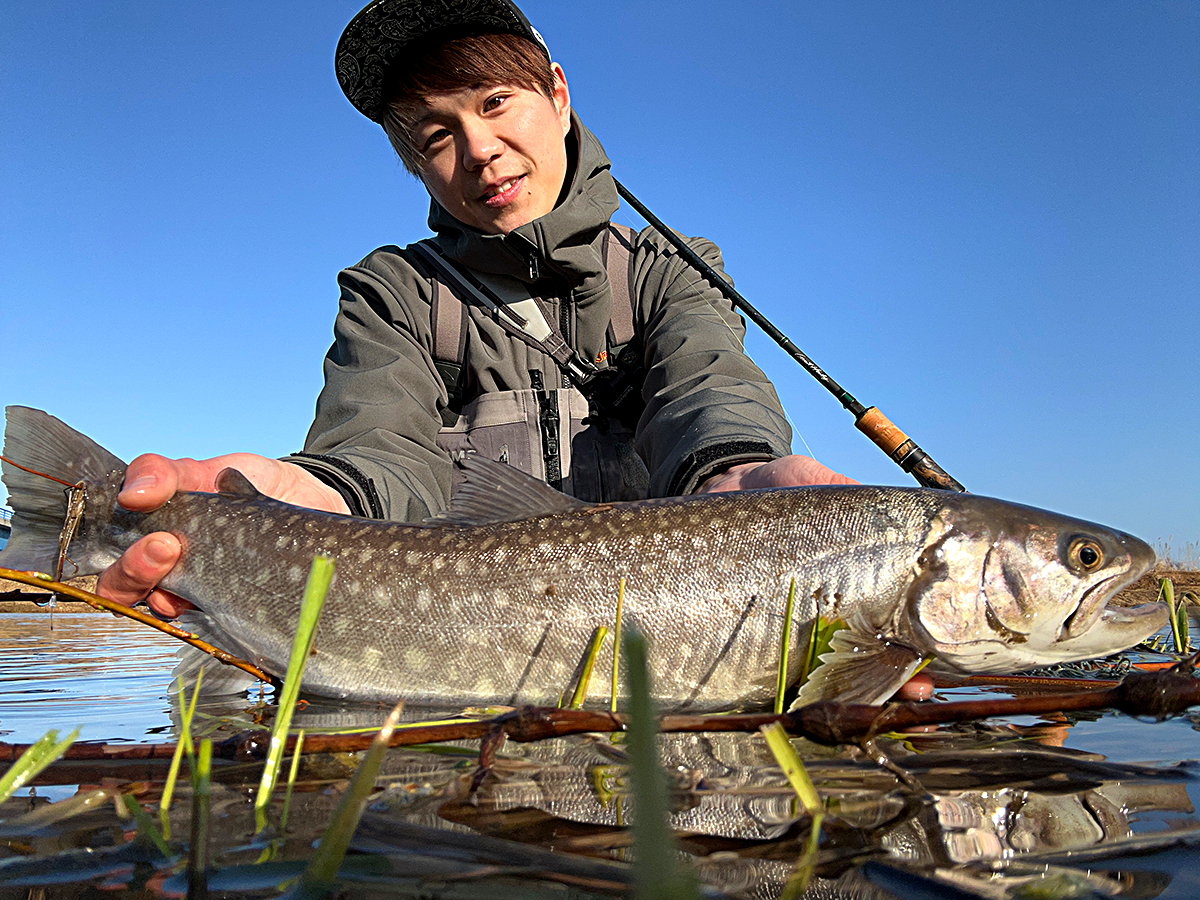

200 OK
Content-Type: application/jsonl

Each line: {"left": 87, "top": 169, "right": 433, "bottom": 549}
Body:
{"left": 288, "top": 249, "right": 454, "bottom": 522}
{"left": 631, "top": 229, "right": 793, "bottom": 496}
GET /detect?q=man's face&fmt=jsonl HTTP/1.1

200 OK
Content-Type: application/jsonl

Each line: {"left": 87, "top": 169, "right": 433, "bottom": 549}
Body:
{"left": 412, "top": 63, "right": 572, "bottom": 235}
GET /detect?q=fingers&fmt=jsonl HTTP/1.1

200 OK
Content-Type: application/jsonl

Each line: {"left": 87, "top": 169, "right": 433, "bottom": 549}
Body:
{"left": 96, "top": 532, "right": 194, "bottom": 618}
{"left": 895, "top": 672, "right": 934, "bottom": 701}
{"left": 117, "top": 455, "right": 184, "bottom": 511}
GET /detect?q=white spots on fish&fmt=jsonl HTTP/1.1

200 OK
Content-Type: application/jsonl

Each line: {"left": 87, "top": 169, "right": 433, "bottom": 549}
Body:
{"left": 287, "top": 564, "right": 304, "bottom": 583}
{"left": 403, "top": 647, "right": 429, "bottom": 670}
{"left": 275, "top": 535, "right": 292, "bottom": 551}
{"left": 405, "top": 550, "right": 421, "bottom": 567}
{"left": 430, "top": 557, "right": 447, "bottom": 573}
{"left": 345, "top": 580, "right": 362, "bottom": 596}
{"left": 213, "top": 545, "right": 225, "bottom": 565}
{"left": 333, "top": 617, "right": 348, "bottom": 637}
{"left": 259, "top": 520, "right": 275, "bottom": 535}
{"left": 358, "top": 548, "right": 376, "bottom": 565}
{"left": 361, "top": 646, "right": 382, "bottom": 668}
{"left": 255, "top": 607, "right": 267, "bottom": 624}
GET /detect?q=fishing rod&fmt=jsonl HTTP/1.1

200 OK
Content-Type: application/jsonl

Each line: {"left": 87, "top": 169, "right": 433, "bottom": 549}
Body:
{"left": 613, "top": 178, "right": 966, "bottom": 493}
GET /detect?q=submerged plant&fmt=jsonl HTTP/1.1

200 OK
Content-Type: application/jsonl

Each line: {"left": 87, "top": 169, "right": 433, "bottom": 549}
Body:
{"left": 255, "top": 555, "right": 335, "bottom": 829}
{"left": 284, "top": 702, "right": 405, "bottom": 899}
{"left": 624, "top": 626, "right": 699, "bottom": 900}
{"left": 775, "top": 578, "right": 798, "bottom": 714}
{"left": 0, "top": 727, "right": 79, "bottom": 806}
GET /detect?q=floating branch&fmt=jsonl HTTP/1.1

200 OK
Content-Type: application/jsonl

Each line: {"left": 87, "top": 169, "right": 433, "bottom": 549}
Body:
{"left": 9, "top": 666, "right": 1200, "bottom": 770}
{"left": 0, "top": 566, "right": 273, "bottom": 685}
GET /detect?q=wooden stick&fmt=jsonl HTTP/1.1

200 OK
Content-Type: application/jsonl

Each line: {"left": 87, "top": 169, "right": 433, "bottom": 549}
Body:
{"left": 0, "top": 566, "right": 273, "bottom": 685}
{"left": 7, "top": 667, "right": 1200, "bottom": 768}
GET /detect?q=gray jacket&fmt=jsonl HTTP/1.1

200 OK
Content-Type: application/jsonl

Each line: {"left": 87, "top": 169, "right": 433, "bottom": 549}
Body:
{"left": 291, "top": 118, "right": 792, "bottom": 521}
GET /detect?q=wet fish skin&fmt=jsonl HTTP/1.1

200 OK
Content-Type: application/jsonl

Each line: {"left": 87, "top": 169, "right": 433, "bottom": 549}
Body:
{"left": 0, "top": 407, "right": 1166, "bottom": 709}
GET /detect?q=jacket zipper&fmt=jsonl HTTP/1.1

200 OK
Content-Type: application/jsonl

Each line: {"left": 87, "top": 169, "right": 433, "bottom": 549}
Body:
{"left": 529, "top": 369, "right": 562, "bottom": 492}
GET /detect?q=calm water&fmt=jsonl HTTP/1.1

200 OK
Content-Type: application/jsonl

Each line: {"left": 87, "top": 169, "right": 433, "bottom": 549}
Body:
{"left": 4, "top": 604, "right": 1200, "bottom": 898}
{"left": 0, "top": 609, "right": 180, "bottom": 744}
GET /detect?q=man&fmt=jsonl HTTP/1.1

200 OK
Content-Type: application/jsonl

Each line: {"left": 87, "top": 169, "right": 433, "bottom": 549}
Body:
{"left": 97, "top": 0, "right": 930, "bottom": 699}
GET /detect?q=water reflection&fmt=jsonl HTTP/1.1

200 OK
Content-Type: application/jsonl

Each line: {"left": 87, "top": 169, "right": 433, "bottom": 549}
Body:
{"left": 3, "top": 607, "right": 1200, "bottom": 897}
{"left": 0, "top": 610, "right": 179, "bottom": 743}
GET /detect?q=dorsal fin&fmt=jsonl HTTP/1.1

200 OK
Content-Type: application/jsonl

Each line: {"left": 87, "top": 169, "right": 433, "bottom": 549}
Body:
{"left": 215, "top": 468, "right": 262, "bottom": 498}
{"left": 424, "top": 455, "right": 594, "bottom": 526}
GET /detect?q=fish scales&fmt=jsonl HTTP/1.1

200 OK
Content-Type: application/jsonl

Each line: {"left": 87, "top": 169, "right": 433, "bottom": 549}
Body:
{"left": 0, "top": 407, "right": 1167, "bottom": 709}
{"left": 140, "top": 486, "right": 940, "bottom": 706}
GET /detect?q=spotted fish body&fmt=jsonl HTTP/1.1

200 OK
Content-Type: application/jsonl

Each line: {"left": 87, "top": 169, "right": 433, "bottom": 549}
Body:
{"left": 0, "top": 407, "right": 1166, "bottom": 709}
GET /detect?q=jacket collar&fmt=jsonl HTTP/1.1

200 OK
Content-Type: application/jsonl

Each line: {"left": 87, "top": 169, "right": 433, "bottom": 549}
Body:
{"left": 427, "top": 113, "right": 619, "bottom": 288}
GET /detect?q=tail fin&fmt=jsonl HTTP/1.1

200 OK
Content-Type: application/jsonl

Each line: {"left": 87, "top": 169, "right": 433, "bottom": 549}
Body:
{"left": 0, "top": 406, "right": 126, "bottom": 575}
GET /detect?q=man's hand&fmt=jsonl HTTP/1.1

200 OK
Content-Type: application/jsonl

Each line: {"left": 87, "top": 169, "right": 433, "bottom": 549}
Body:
{"left": 697, "top": 454, "right": 858, "bottom": 493}
{"left": 97, "top": 453, "right": 349, "bottom": 618}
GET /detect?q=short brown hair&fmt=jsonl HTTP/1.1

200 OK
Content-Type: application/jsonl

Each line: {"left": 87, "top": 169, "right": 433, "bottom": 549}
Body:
{"left": 382, "top": 32, "right": 557, "bottom": 174}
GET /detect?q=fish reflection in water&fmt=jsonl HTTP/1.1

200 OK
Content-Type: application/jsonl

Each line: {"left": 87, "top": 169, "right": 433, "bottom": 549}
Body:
{"left": 147, "top": 688, "right": 1200, "bottom": 900}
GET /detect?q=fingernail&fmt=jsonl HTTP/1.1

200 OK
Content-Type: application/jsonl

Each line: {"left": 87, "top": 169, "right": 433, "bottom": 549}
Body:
{"left": 146, "top": 536, "right": 176, "bottom": 566}
{"left": 124, "top": 474, "right": 157, "bottom": 495}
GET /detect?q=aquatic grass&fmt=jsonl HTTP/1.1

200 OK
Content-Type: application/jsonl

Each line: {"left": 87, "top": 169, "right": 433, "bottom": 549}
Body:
{"left": 1160, "top": 577, "right": 1190, "bottom": 654}
{"left": 610, "top": 577, "right": 626, "bottom": 712}
{"left": 759, "top": 721, "right": 822, "bottom": 816}
{"left": 254, "top": 555, "right": 335, "bottom": 828}
{"left": 775, "top": 578, "right": 798, "bottom": 714}
{"left": 0, "top": 726, "right": 79, "bottom": 806}
{"left": 278, "top": 730, "right": 305, "bottom": 834}
{"left": 160, "top": 671, "right": 203, "bottom": 839}
{"left": 760, "top": 721, "right": 824, "bottom": 899}
{"left": 285, "top": 702, "right": 405, "bottom": 900}
{"left": 570, "top": 626, "right": 609, "bottom": 709}
{"left": 121, "top": 793, "right": 173, "bottom": 858}
{"left": 623, "top": 626, "right": 699, "bottom": 900}
{"left": 187, "top": 738, "right": 213, "bottom": 897}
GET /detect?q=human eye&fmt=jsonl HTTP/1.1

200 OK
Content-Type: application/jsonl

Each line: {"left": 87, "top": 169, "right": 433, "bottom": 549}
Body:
{"left": 420, "top": 127, "right": 452, "bottom": 152}
{"left": 483, "top": 91, "right": 511, "bottom": 113}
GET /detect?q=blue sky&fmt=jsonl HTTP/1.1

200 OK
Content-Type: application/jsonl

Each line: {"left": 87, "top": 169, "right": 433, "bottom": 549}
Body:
{"left": 2, "top": 1, "right": 1197, "bottom": 553}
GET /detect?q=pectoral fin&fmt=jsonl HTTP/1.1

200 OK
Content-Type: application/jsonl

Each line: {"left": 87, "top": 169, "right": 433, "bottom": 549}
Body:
{"left": 789, "top": 629, "right": 927, "bottom": 709}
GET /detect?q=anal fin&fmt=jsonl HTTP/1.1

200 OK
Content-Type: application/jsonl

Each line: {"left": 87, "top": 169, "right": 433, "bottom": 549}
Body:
{"left": 789, "top": 628, "right": 926, "bottom": 709}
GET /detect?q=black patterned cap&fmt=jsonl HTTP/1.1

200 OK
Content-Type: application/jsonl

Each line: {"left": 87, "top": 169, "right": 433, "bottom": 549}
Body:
{"left": 336, "top": 0, "right": 551, "bottom": 123}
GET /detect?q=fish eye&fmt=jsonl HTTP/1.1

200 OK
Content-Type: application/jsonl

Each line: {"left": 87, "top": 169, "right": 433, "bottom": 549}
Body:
{"left": 1067, "top": 537, "right": 1105, "bottom": 572}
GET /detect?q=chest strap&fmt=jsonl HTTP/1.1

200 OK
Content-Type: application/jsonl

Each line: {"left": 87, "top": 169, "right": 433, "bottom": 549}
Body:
{"left": 422, "top": 223, "right": 639, "bottom": 415}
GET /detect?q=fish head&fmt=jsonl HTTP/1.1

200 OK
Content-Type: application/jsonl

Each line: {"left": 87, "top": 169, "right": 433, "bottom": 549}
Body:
{"left": 906, "top": 497, "right": 1164, "bottom": 675}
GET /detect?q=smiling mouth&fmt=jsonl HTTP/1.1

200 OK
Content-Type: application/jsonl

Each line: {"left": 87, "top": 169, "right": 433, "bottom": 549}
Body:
{"left": 481, "top": 176, "right": 524, "bottom": 207}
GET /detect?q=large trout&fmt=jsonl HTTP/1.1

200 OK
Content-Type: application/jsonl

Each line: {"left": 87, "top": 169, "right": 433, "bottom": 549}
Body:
{"left": 0, "top": 407, "right": 1165, "bottom": 710}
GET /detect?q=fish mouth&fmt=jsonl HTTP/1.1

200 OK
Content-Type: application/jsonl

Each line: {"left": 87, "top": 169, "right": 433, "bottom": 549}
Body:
{"left": 1061, "top": 542, "right": 1156, "bottom": 640}
{"left": 1056, "top": 601, "right": 1167, "bottom": 657}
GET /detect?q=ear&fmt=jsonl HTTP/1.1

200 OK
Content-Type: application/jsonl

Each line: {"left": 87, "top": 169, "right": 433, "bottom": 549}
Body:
{"left": 550, "top": 62, "right": 571, "bottom": 135}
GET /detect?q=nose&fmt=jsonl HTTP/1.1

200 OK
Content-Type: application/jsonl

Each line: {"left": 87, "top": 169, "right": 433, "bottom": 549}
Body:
{"left": 460, "top": 119, "right": 502, "bottom": 170}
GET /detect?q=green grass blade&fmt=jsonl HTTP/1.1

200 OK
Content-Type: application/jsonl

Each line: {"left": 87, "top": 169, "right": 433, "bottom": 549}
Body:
{"left": 623, "top": 627, "right": 699, "bottom": 900}
{"left": 279, "top": 730, "right": 306, "bottom": 833}
{"left": 610, "top": 577, "right": 625, "bottom": 712}
{"left": 160, "top": 670, "right": 204, "bottom": 839}
{"left": 121, "top": 793, "right": 173, "bottom": 858}
{"left": 759, "top": 721, "right": 821, "bottom": 816}
{"left": 570, "top": 626, "right": 609, "bottom": 709}
{"left": 187, "top": 739, "right": 213, "bottom": 896}
{"left": 775, "top": 578, "right": 797, "bottom": 714}
{"left": 1161, "top": 577, "right": 1188, "bottom": 654}
{"left": 0, "top": 727, "right": 79, "bottom": 805}
{"left": 288, "top": 702, "right": 405, "bottom": 899}
{"left": 255, "top": 555, "right": 335, "bottom": 823}
{"left": 779, "top": 811, "right": 824, "bottom": 900}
